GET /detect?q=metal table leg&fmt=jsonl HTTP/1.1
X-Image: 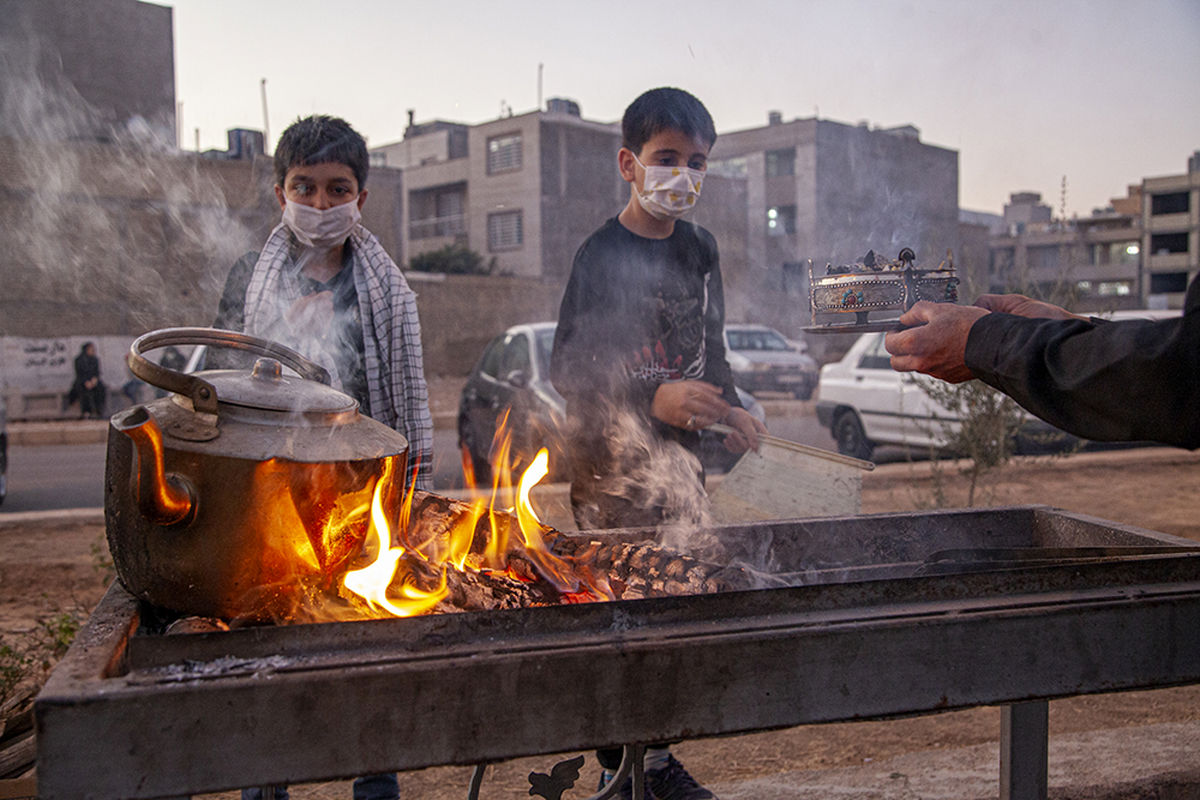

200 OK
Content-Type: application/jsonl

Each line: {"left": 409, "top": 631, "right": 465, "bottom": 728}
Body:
{"left": 1000, "top": 701, "right": 1048, "bottom": 800}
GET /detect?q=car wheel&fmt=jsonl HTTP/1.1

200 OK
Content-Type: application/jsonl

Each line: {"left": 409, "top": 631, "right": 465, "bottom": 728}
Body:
{"left": 833, "top": 412, "right": 873, "bottom": 460}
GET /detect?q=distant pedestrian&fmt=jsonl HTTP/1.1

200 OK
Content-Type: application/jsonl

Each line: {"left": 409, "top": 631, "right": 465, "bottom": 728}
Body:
{"left": 67, "top": 342, "right": 106, "bottom": 419}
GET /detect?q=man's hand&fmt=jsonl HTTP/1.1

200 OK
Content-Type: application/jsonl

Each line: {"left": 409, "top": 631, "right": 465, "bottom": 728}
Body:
{"left": 720, "top": 406, "right": 768, "bottom": 453}
{"left": 974, "top": 293, "right": 1085, "bottom": 321}
{"left": 885, "top": 301, "right": 988, "bottom": 383}
{"left": 651, "top": 380, "right": 732, "bottom": 432}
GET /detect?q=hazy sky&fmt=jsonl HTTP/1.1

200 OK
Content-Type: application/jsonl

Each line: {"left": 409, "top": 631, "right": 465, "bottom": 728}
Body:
{"left": 167, "top": 0, "right": 1200, "bottom": 217}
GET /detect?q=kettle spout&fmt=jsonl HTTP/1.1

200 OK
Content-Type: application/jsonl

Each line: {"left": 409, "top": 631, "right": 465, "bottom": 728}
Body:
{"left": 113, "top": 406, "right": 197, "bottom": 526}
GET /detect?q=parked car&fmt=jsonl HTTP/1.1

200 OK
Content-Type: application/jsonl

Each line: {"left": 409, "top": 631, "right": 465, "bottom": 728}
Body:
{"left": 723, "top": 324, "right": 818, "bottom": 399}
{"left": 815, "top": 331, "right": 1076, "bottom": 460}
{"left": 458, "top": 322, "right": 766, "bottom": 483}
{"left": 0, "top": 394, "right": 7, "bottom": 506}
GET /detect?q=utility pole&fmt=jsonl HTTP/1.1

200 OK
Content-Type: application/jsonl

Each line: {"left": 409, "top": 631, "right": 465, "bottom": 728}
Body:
{"left": 260, "top": 78, "right": 270, "bottom": 153}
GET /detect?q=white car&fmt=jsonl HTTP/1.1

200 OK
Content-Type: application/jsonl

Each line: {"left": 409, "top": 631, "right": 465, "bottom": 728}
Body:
{"left": 815, "top": 332, "right": 1074, "bottom": 460}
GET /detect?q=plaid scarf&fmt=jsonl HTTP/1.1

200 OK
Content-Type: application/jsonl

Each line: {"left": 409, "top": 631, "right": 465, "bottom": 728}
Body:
{"left": 243, "top": 223, "right": 433, "bottom": 489}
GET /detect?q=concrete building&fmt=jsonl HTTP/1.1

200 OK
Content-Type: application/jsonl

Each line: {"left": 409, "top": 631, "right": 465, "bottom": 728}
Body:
{"left": 986, "top": 152, "right": 1199, "bottom": 311}
{"left": 0, "top": 0, "right": 176, "bottom": 147}
{"left": 706, "top": 113, "right": 961, "bottom": 333}
{"left": 373, "top": 100, "right": 629, "bottom": 281}
{"left": 1141, "top": 151, "right": 1200, "bottom": 307}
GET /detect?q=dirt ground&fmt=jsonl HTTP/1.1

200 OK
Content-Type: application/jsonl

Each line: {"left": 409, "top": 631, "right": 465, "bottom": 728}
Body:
{"left": 2, "top": 446, "right": 1199, "bottom": 798}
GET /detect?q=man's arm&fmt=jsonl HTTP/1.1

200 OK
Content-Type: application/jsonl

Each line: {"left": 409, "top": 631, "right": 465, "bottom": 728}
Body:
{"left": 885, "top": 294, "right": 1200, "bottom": 449}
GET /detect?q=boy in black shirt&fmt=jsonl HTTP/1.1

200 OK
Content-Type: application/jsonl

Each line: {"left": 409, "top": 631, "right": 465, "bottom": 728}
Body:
{"left": 551, "top": 87, "right": 765, "bottom": 799}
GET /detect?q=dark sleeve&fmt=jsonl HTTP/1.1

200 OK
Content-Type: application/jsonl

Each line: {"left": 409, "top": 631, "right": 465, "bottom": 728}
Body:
{"left": 550, "top": 235, "right": 633, "bottom": 406}
{"left": 696, "top": 228, "right": 741, "bottom": 409}
{"left": 964, "top": 295, "right": 1200, "bottom": 449}
{"left": 208, "top": 251, "right": 259, "bottom": 369}
{"left": 212, "top": 251, "right": 259, "bottom": 332}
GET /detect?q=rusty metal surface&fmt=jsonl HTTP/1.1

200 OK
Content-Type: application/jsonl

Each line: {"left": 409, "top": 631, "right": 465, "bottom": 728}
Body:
{"left": 36, "top": 506, "right": 1200, "bottom": 799}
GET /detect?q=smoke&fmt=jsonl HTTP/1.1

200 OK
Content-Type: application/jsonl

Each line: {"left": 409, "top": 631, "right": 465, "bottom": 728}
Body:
{"left": 0, "top": 30, "right": 266, "bottom": 334}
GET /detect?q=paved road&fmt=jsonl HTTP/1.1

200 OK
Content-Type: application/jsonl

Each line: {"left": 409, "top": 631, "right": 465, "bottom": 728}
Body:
{"left": 0, "top": 403, "right": 833, "bottom": 512}
{"left": 2, "top": 441, "right": 107, "bottom": 512}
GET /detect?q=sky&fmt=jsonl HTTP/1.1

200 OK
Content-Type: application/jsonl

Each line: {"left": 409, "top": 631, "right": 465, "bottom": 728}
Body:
{"left": 167, "top": 0, "right": 1200, "bottom": 218}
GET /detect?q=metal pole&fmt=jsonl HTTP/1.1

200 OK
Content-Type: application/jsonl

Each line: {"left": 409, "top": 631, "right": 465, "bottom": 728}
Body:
{"left": 260, "top": 78, "right": 270, "bottom": 152}
{"left": 1000, "top": 700, "right": 1048, "bottom": 800}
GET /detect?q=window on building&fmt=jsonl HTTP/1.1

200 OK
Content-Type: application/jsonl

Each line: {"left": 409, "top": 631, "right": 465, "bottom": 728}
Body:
{"left": 708, "top": 157, "right": 748, "bottom": 178}
{"left": 487, "top": 210, "right": 523, "bottom": 250}
{"left": 1150, "top": 272, "right": 1189, "bottom": 294}
{"left": 765, "top": 148, "right": 795, "bottom": 178}
{"left": 1150, "top": 232, "right": 1189, "bottom": 255}
{"left": 1098, "top": 281, "right": 1132, "bottom": 296}
{"left": 487, "top": 133, "right": 522, "bottom": 174}
{"left": 1027, "top": 245, "right": 1062, "bottom": 270}
{"left": 409, "top": 185, "right": 466, "bottom": 239}
{"left": 767, "top": 205, "right": 796, "bottom": 235}
{"left": 1150, "top": 192, "right": 1189, "bottom": 215}
{"left": 782, "top": 262, "right": 807, "bottom": 296}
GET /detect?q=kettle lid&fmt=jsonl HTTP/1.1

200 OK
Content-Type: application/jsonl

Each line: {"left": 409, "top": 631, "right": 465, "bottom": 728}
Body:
{"left": 199, "top": 357, "right": 358, "bottom": 417}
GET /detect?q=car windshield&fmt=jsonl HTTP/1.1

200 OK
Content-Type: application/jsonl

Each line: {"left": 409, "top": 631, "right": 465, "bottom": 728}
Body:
{"left": 728, "top": 329, "right": 790, "bottom": 351}
{"left": 535, "top": 328, "right": 556, "bottom": 376}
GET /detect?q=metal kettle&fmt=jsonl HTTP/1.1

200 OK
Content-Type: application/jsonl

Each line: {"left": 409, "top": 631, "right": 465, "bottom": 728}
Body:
{"left": 104, "top": 327, "right": 410, "bottom": 620}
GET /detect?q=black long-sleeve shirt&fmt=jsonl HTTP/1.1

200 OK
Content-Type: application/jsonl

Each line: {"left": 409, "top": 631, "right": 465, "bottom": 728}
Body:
{"left": 550, "top": 217, "right": 740, "bottom": 488}
{"left": 965, "top": 274, "right": 1200, "bottom": 449}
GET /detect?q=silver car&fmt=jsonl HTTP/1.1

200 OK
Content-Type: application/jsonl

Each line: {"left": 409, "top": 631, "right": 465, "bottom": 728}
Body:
{"left": 724, "top": 324, "right": 819, "bottom": 400}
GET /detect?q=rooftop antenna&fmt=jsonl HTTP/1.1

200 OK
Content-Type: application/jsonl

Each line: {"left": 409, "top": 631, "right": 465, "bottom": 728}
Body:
{"left": 538, "top": 62, "right": 544, "bottom": 111}
{"left": 260, "top": 78, "right": 270, "bottom": 153}
{"left": 194, "top": 127, "right": 200, "bottom": 153}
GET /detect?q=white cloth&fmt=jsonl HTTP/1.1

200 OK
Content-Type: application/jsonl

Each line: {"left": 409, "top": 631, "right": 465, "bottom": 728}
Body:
{"left": 243, "top": 223, "right": 434, "bottom": 489}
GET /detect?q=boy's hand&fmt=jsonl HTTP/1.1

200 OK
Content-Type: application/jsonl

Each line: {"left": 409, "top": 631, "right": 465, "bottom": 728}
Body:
{"left": 720, "top": 406, "right": 767, "bottom": 453}
{"left": 652, "top": 380, "right": 731, "bottom": 432}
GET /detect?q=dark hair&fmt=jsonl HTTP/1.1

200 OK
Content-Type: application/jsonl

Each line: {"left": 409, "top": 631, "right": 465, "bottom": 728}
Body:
{"left": 274, "top": 115, "right": 369, "bottom": 189}
{"left": 621, "top": 87, "right": 716, "bottom": 155}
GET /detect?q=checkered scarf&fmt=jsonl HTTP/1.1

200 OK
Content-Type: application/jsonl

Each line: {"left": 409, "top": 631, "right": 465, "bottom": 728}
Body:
{"left": 243, "top": 223, "right": 433, "bottom": 489}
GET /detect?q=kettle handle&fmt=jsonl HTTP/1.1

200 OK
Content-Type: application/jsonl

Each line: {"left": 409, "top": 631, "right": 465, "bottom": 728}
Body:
{"left": 128, "top": 327, "right": 331, "bottom": 415}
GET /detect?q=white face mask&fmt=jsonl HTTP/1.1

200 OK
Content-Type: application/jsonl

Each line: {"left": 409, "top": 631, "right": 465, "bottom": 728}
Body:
{"left": 281, "top": 198, "right": 362, "bottom": 248}
{"left": 632, "top": 153, "right": 704, "bottom": 220}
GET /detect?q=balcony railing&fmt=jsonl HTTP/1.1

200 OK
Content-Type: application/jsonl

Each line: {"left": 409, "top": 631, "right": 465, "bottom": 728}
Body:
{"left": 410, "top": 214, "right": 466, "bottom": 240}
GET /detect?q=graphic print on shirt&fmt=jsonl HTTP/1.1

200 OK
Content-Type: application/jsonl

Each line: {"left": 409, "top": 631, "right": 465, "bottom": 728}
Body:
{"left": 630, "top": 271, "right": 710, "bottom": 382}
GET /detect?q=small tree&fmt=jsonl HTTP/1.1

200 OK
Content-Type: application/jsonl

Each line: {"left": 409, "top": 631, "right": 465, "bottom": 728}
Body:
{"left": 408, "top": 243, "right": 493, "bottom": 275}
{"left": 916, "top": 379, "right": 1027, "bottom": 507}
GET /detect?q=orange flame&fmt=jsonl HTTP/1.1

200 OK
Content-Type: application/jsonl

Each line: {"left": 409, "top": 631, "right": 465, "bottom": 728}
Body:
{"left": 341, "top": 458, "right": 448, "bottom": 617}
{"left": 333, "top": 409, "right": 613, "bottom": 619}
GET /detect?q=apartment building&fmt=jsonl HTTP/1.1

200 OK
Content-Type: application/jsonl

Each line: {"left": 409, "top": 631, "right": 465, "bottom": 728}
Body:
{"left": 1141, "top": 151, "right": 1200, "bottom": 306}
{"left": 706, "top": 113, "right": 960, "bottom": 330}
{"left": 987, "top": 192, "right": 1142, "bottom": 308}
{"left": 372, "top": 100, "right": 628, "bottom": 281}
{"left": 987, "top": 152, "right": 1200, "bottom": 310}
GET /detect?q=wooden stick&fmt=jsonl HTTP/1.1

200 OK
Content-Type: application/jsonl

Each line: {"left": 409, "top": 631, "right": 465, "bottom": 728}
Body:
{"left": 706, "top": 423, "right": 875, "bottom": 470}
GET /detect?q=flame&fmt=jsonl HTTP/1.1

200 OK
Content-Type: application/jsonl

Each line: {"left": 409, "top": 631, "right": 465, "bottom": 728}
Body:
{"left": 340, "top": 458, "right": 448, "bottom": 617}
{"left": 328, "top": 409, "right": 613, "bottom": 621}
